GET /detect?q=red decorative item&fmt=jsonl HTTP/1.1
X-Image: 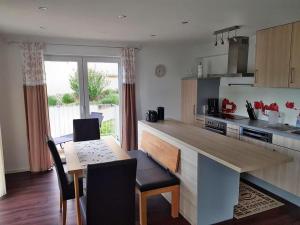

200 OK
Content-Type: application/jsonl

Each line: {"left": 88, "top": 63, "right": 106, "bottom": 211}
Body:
{"left": 285, "top": 101, "right": 300, "bottom": 111}
{"left": 254, "top": 101, "right": 263, "bottom": 109}
{"left": 286, "top": 101, "right": 295, "bottom": 109}
{"left": 222, "top": 98, "right": 237, "bottom": 113}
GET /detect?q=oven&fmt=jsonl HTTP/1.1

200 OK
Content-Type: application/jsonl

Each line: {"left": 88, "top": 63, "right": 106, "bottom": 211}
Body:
{"left": 205, "top": 118, "right": 227, "bottom": 135}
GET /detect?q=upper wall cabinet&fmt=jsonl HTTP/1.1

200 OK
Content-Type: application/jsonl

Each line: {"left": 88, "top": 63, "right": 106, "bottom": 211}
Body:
{"left": 290, "top": 21, "right": 300, "bottom": 88}
{"left": 255, "top": 24, "right": 293, "bottom": 88}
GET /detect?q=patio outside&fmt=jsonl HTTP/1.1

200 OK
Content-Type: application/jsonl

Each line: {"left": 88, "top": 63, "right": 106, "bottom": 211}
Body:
{"left": 45, "top": 60, "right": 120, "bottom": 142}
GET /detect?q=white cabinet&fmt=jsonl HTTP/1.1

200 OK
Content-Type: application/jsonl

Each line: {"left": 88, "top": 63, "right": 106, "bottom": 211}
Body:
{"left": 241, "top": 134, "right": 300, "bottom": 197}
{"left": 226, "top": 123, "right": 240, "bottom": 139}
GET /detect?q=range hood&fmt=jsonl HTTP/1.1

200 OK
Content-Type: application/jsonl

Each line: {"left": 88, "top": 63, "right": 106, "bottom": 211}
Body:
{"left": 208, "top": 36, "right": 254, "bottom": 78}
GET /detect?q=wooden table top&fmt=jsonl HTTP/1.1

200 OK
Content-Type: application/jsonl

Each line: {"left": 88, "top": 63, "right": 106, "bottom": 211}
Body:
{"left": 139, "top": 119, "right": 292, "bottom": 173}
{"left": 64, "top": 136, "right": 129, "bottom": 174}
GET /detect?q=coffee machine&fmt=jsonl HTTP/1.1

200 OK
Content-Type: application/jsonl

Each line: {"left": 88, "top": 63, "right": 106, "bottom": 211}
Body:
{"left": 207, "top": 98, "right": 219, "bottom": 115}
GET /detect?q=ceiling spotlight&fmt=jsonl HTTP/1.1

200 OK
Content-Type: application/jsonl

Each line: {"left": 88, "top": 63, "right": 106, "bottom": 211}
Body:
{"left": 221, "top": 33, "right": 224, "bottom": 45}
{"left": 214, "top": 34, "right": 218, "bottom": 46}
{"left": 39, "top": 26, "right": 46, "bottom": 30}
{"left": 150, "top": 34, "right": 157, "bottom": 37}
{"left": 118, "top": 15, "right": 127, "bottom": 19}
{"left": 38, "top": 6, "right": 48, "bottom": 11}
{"left": 233, "top": 30, "right": 238, "bottom": 42}
{"left": 181, "top": 21, "right": 190, "bottom": 25}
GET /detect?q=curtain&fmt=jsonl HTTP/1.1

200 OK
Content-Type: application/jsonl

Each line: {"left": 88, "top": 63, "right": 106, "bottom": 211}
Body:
{"left": 0, "top": 125, "right": 6, "bottom": 197}
{"left": 21, "top": 42, "right": 52, "bottom": 172}
{"left": 121, "top": 48, "right": 137, "bottom": 151}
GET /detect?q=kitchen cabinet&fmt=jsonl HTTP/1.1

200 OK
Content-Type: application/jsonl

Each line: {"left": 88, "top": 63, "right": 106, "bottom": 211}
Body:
{"left": 242, "top": 134, "right": 300, "bottom": 196}
{"left": 255, "top": 24, "right": 293, "bottom": 88}
{"left": 290, "top": 21, "right": 300, "bottom": 88}
{"left": 181, "top": 78, "right": 197, "bottom": 124}
{"left": 226, "top": 123, "right": 240, "bottom": 139}
{"left": 194, "top": 115, "right": 205, "bottom": 128}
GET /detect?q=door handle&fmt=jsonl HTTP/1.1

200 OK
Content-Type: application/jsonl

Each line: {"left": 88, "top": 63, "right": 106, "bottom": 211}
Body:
{"left": 290, "top": 67, "right": 295, "bottom": 84}
{"left": 254, "top": 69, "right": 258, "bottom": 83}
{"left": 193, "top": 104, "right": 196, "bottom": 115}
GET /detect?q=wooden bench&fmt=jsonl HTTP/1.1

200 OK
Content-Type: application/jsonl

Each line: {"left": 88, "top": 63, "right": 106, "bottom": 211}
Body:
{"left": 128, "top": 131, "right": 180, "bottom": 225}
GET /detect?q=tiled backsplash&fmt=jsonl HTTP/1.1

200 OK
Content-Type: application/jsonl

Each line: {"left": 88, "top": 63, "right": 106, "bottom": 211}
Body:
{"left": 220, "top": 86, "right": 300, "bottom": 126}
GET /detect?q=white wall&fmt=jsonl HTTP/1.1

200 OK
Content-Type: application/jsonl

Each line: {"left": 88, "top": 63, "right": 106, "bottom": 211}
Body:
{"left": 135, "top": 43, "right": 190, "bottom": 120}
{"left": 0, "top": 42, "right": 30, "bottom": 173}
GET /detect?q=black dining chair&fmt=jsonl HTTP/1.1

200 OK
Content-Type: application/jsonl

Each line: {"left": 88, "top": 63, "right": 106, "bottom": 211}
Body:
{"left": 47, "top": 139, "right": 84, "bottom": 225}
{"left": 73, "top": 118, "right": 100, "bottom": 142}
{"left": 79, "top": 159, "right": 137, "bottom": 225}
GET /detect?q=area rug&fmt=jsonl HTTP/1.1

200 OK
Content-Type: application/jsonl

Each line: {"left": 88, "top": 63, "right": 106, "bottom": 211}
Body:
{"left": 234, "top": 182, "right": 284, "bottom": 219}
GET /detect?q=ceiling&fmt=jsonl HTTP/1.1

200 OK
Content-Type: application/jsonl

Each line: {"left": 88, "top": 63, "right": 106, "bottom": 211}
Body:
{"left": 0, "top": 0, "right": 300, "bottom": 43}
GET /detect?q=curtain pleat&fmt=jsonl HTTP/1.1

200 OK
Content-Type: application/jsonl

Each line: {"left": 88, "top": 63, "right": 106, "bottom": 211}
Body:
{"left": 21, "top": 42, "right": 52, "bottom": 172}
{"left": 121, "top": 48, "right": 137, "bottom": 151}
{"left": 0, "top": 125, "right": 6, "bottom": 197}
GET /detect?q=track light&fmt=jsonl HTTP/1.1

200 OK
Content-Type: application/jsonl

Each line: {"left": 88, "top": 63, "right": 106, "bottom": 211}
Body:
{"left": 221, "top": 33, "right": 224, "bottom": 45}
{"left": 214, "top": 34, "right": 218, "bottom": 46}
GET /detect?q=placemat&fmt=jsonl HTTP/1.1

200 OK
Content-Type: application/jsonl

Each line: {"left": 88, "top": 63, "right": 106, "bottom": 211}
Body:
{"left": 73, "top": 139, "right": 117, "bottom": 168}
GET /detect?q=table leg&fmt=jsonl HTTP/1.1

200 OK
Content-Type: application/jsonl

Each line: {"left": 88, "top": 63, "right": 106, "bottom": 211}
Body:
{"left": 74, "top": 173, "right": 82, "bottom": 225}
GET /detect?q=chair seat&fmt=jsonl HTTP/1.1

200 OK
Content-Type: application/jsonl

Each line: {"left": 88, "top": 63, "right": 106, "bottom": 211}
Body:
{"left": 128, "top": 150, "right": 179, "bottom": 192}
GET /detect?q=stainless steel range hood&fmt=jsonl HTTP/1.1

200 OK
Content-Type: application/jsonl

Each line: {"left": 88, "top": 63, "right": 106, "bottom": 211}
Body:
{"left": 208, "top": 36, "right": 254, "bottom": 78}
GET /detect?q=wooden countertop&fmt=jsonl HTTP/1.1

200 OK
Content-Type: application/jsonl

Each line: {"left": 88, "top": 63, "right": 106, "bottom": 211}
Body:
{"left": 139, "top": 119, "right": 291, "bottom": 173}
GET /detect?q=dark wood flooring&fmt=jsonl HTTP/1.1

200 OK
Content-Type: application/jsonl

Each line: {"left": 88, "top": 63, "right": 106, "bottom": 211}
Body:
{"left": 0, "top": 171, "right": 300, "bottom": 225}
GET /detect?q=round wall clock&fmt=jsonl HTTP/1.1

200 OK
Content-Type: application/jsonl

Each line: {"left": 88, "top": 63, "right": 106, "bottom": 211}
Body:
{"left": 155, "top": 64, "right": 166, "bottom": 77}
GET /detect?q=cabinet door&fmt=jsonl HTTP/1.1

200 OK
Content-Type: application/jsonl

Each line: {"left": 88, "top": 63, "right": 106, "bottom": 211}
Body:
{"left": 290, "top": 21, "right": 300, "bottom": 88}
{"left": 255, "top": 24, "right": 292, "bottom": 88}
{"left": 181, "top": 79, "right": 197, "bottom": 124}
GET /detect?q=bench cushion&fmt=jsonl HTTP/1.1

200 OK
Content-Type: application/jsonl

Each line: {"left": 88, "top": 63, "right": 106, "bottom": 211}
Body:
{"left": 128, "top": 150, "right": 180, "bottom": 192}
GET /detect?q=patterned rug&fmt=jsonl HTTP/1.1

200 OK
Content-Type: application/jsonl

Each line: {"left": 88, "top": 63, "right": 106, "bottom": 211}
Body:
{"left": 234, "top": 182, "right": 284, "bottom": 219}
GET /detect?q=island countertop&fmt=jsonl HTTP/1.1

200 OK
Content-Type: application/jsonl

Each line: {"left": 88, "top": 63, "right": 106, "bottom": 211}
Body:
{"left": 138, "top": 119, "right": 291, "bottom": 173}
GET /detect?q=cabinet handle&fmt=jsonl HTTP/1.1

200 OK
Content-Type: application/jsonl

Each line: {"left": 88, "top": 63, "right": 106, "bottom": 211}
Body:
{"left": 254, "top": 70, "right": 258, "bottom": 83}
{"left": 290, "top": 67, "right": 295, "bottom": 84}
{"left": 193, "top": 104, "right": 196, "bottom": 115}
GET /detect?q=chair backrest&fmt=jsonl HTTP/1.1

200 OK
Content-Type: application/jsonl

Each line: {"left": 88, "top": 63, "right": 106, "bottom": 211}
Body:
{"left": 85, "top": 159, "right": 137, "bottom": 225}
{"left": 141, "top": 131, "right": 180, "bottom": 173}
{"left": 90, "top": 112, "right": 104, "bottom": 127}
{"left": 73, "top": 118, "right": 100, "bottom": 142}
{"left": 47, "top": 139, "right": 69, "bottom": 196}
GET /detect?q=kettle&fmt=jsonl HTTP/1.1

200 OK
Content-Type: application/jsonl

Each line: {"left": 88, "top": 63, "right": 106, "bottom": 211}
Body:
{"left": 145, "top": 110, "right": 158, "bottom": 122}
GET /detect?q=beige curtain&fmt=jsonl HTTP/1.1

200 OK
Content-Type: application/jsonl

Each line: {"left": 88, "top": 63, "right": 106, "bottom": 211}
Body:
{"left": 0, "top": 125, "right": 6, "bottom": 197}
{"left": 121, "top": 48, "right": 137, "bottom": 151}
{"left": 21, "top": 42, "right": 52, "bottom": 172}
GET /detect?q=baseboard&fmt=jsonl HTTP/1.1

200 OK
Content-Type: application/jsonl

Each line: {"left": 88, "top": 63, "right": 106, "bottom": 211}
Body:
{"left": 5, "top": 167, "right": 30, "bottom": 174}
{"left": 242, "top": 173, "right": 300, "bottom": 207}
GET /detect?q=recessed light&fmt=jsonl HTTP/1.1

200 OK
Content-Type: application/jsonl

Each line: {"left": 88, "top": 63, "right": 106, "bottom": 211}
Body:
{"left": 181, "top": 20, "right": 190, "bottom": 25}
{"left": 118, "top": 15, "right": 127, "bottom": 19}
{"left": 39, "top": 26, "right": 46, "bottom": 30}
{"left": 38, "top": 6, "right": 48, "bottom": 11}
{"left": 150, "top": 34, "right": 157, "bottom": 37}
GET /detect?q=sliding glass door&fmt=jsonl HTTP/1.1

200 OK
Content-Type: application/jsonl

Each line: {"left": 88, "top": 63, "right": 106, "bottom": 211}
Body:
{"left": 44, "top": 56, "right": 121, "bottom": 141}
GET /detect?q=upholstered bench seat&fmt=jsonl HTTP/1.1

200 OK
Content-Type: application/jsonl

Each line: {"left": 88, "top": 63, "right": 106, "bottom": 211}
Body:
{"left": 128, "top": 150, "right": 180, "bottom": 192}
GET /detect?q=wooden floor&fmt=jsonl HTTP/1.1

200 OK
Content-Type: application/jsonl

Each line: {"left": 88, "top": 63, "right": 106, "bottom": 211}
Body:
{"left": 0, "top": 171, "right": 300, "bottom": 225}
{"left": 0, "top": 170, "right": 189, "bottom": 225}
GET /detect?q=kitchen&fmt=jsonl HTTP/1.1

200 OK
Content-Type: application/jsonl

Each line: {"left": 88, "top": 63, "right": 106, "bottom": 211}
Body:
{"left": 1, "top": 2, "right": 300, "bottom": 225}
{"left": 141, "top": 20, "right": 300, "bottom": 225}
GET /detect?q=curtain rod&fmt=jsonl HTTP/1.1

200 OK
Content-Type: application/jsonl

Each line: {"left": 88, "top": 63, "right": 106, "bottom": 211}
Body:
{"left": 6, "top": 40, "right": 141, "bottom": 50}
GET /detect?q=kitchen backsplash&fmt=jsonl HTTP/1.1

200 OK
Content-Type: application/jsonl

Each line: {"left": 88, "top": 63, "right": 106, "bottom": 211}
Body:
{"left": 219, "top": 86, "right": 300, "bottom": 126}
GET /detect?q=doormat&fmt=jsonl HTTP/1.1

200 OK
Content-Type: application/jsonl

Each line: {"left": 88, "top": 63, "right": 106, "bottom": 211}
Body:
{"left": 234, "top": 182, "right": 284, "bottom": 219}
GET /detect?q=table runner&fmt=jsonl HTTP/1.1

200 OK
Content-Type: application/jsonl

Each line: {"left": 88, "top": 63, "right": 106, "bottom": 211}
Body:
{"left": 73, "top": 139, "right": 117, "bottom": 168}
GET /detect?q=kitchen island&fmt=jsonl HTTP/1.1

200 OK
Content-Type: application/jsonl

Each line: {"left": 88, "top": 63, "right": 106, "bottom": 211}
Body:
{"left": 138, "top": 119, "right": 291, "bottom": 225}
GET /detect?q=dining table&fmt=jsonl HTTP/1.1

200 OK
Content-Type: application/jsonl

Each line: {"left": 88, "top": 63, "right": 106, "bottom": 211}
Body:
{"left": 63, "top": 136, "right": 129, "bottom": 225}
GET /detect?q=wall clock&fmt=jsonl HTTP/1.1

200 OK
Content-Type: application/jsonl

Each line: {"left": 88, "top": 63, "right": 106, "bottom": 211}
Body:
{"left": 155, "top": 64, "right": 166, "bottom": 77}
